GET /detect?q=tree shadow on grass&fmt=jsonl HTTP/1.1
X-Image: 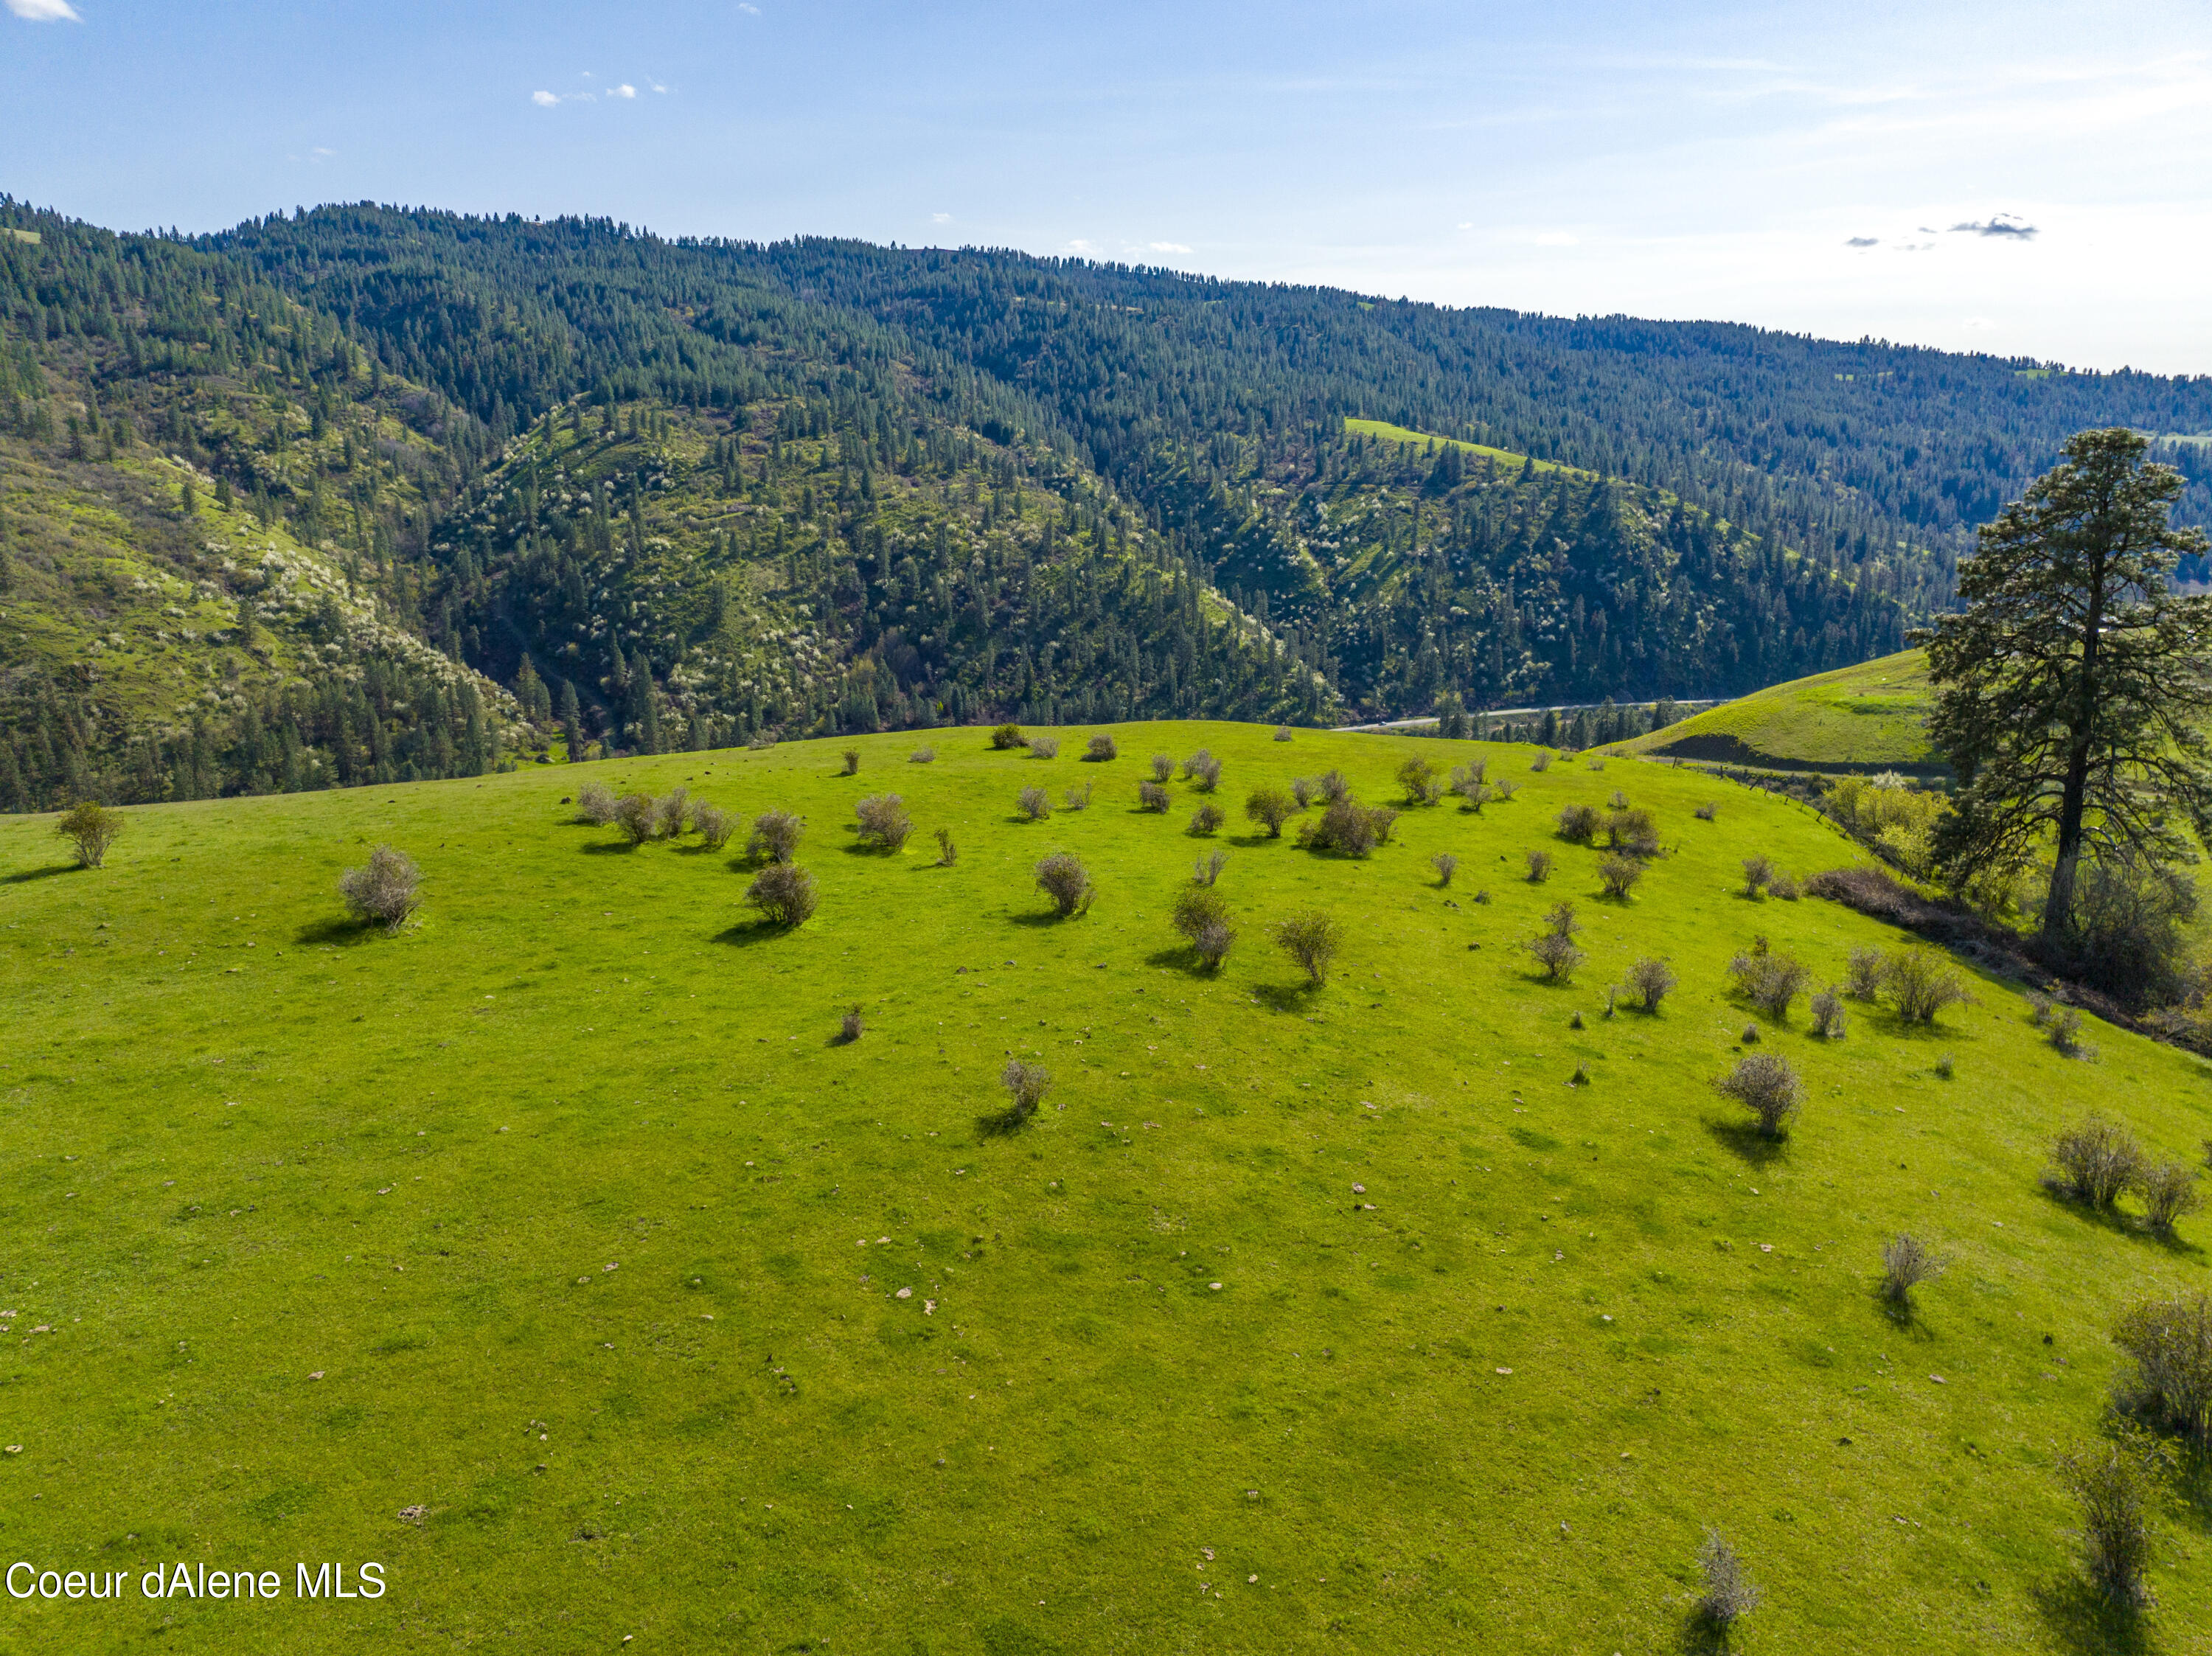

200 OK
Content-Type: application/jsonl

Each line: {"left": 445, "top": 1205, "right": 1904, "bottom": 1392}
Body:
{"left": 1671, "top": 1610, "right": 1736, "bottom": 1655}
{"left": 2, "top": 863, "right": 77, "bottom": 885}
{"left": 2028, "top": 1574, "right": 2154, "bottom": 1656}
{"left": 577, "top": 840, "right": 639, "bottom": 855}
{"left": 2033, "top": 1183, "right": 2208, "bottom": 1259}
{"left": 1703, "top": 1116, "right": 1790, "bottom": 1169}
{"left": 975, "top": 1104, "right": 1036, "bottom": 1138}
{"left": 1253, "top": 981, "right": 1321, "bottom": 1013}
{"left": 712, "top": 920, "right": 796, "bottom": 949}
{"left": 1144, "top": 945, "right": 1218, "bottom": 978}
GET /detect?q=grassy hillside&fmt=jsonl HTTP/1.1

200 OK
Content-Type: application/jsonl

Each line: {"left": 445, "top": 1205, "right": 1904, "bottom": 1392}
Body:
{"left": 1611, "top": 650, "right": 1938, "bottom": 775}
{"left": 4, "top": 723, "right": 2206, "bottom": 1651}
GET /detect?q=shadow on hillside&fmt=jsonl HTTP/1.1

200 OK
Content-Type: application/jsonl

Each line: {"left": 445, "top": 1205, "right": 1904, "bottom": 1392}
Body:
{"left": 577, "top": 840, "right": 637, "bottom": 855}
{"left": 712, "top": 920, "right": 796, "bottom": 949}
{"left": 1009, "top": 910, "right": 1082, "bottom": 928}
{"left": 1703, "top": 1117, "right": 1788, "bottom": 1169}
{"left": 2028, "top": 1574, "right": 2153, "bottom": 1656}
{"left": 1253, "top": 982, "right": 1320, "bottom": 1013}
{"left": 293, "top": 916, "right": 378, "bottom": 947}
{"left": 2, "top": 863, "right": 78, "bottom": 885}
{"left": 2033, "top": 1183, "right": 2207, "bottom": 1259}
{"left": 1144, "top": 946, "right": 1220, "bottom": 978}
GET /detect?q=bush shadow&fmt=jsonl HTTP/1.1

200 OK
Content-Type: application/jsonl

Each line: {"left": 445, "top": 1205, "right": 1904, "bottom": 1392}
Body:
{"left": 2031, "top": 1183, "right": 2205, "bottom": 1257}
{"left": 2, "top": 863, "right": 77, "bottom": 885}
{"left": 1253, "top": 981, "right": 1320, "bottom": 1013}
{"left": 2027, "top": 1574, "right": 2153, "bottom": 1656}
{"left": 293, "top": 916, "right": 378, "bottom": 947}
{"left": 1011, "top": 908, "right": 1083, "bottom": 928}
{"left": 577, "top": 840, "right": 638, "bottom": 855}
{"left": 975, "top": 1106, "right": 1034, "bottom": 1138}
{"left": 1144, "top": 945, "right": 1220, "bottom": 978}
{"left": 1671, "top": 1610, "right": 1733, "bottom": 1656}
{"left": 712, "top": 920, "right": 795, "bottom": 948}
{"left": 1703, "top": 1116, "right": 1789, "bottom": 1169}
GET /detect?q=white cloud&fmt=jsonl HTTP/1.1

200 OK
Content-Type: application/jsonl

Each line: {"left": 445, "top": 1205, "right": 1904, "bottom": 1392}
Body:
{"left": 1147, "top": 240, "right": 1192, "bottom": 254}
{"left": 311, "top": 146, "right": 335, "bottom": 157}
{"left": 531, "top": 90, "right": 560, "bottom": 107}
{"left": 931, "top": 212, "right": 952, "bottom": 223}
{"left": 738, "top": 2, "right": 759, "bottom": 11}
{"left": 1456, "top": 221, "right": 1474, "bottom": 230}
{"left": 1065, "top": 238, "right": 1100, "bottom": 257}
{"left": 612, "top": 83, "right": 636, "bottom": 99}
{"left": 5, "top": 0, "right": 80, "bottom": 20}
{"left": 648, "top": 80, "right": 668, "bottom": 94}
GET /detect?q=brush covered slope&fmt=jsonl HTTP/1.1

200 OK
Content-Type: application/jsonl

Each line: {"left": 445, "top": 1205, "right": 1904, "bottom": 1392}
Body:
{"left": 1611, "top": 650, "right": 1938, "bottom": 775}
{"left": 5, "top": 723, "right": 2209, "bottom": 1651}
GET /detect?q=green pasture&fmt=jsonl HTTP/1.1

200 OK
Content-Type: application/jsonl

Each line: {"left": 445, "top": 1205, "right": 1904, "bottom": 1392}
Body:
{"left": 1615, "top": 650, "right": 1938, "bottom": 775}
{"left": 0, "top": 723, "right": 2205, "bottom": 1651}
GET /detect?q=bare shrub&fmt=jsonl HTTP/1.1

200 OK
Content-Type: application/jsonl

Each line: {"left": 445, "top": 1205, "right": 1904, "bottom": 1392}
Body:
{"left": 1017, "top": 785, "right": 1052, "bottom": 821}
{"left": 1570, "top": 1009, "right": 1585, "bottom": 1030}
{"left": 692, "top": 802, "right": 734, "bottom": 851}
{"left": 1625, "top": 956, "right": 1677, "bottom": 1012}
{"left": 1523, "top": 902, "right": 1586, "bottom": 981}
{"left": 1245, "top": 786, "right": 1295, "bottom": 838}
{"left": 1769, "top": 871, "right": 1801, "bottom": 901}
{"left": 1694, "top": 801, "right": 1718, "bottom": 821}
{"left": 1719, "top": 1053, "right": 1801, "bottom": 1136}
{"left": 2137, "top": 1163, "right": 2204, "bottom": 1236}
{"left": 1880, "top": 1234, "right": 1944, "bottom": 1305}
{"left": 574, "top": 782, "right": 618, "bottom": 825}
{"left": 1556, "top": 803, "right": 1601, "bottom": 844}
{"left": 1525, "top": 848, "right": 1553, "bottom": 882}
{"left": 853, "top": 793, "right": 914, "bottom": 851}
{"left": 1085, "top": 734, "right": 1119, "bottom": 762}
{"left": 1173, "top": 887, "right": 1235, "bottom": 970}
{"left": 991, "top": 723, "right": 1026, "bottom": 750}
{"left": 1290, "top": 776, "right": 1318, "bottom": 809}
{"left": 1607, "top": 789, "right": 1630, "bottom": 810}
{"left": 1034, "top": 852, "right": 1094, "bottom": 917}
{"left": 1810, "top": 988, "right": 1846, "bottom": 1039}
{"left": 2048, "top": 1006, "right": 2092, "bottom": 1057}
{"left": 1492, "top": 778, "right": 1520, "bottom": 801}
{"left": 839, "top": 1006, "right": 865, "bottom": 1043}
{"left": 1472, "top": 888, "right": 1492, "bottom": 905}
{"left": 1845, "top": 946, "right": 1886, "bottom": 999}
{"left": 338, "top": 845, "right": 422, "bottom": 933}
{"left": 1730, "top": 944, "right": 1810, "bottom": 1020}
{"left": 613, "top": 792, "right": 659, "bottom": 846}
{"left": 990, "top": 1059, "right": 1053, "bottom": 1130}
{"left": 1741, "top": 855, "right": 1774, "bottom": 897}
{"left": 1457, "top": 781, "right": 1495, "bottom": 813}
{"left": 909, "top": 746, "right": 936, "bottom": 764}
{"left": 745, "top": 863, "right": 818, "bottom": 927}
{"left": 654, "top": 787, "right": 691, "bottom": 839}
{"left": 1189, "top": 801, "right": 1225, "bottom": 835}
{"left": 1367, "top": 804, "right": 1401, "bottom": 845}
{"left": 1150, "top": 754, "right": 1175, "bottom": 783}
{"left": 54, "top": 801, "right": 122, "bottom": 868}
{"left": 1028, "top": 736, "right": 1060, "bottom": 760}
{"left": 1885, "top": 947, "right": 1975, "bottom": 1023}
{"left": 747, "top": 810, "right": 805, "bottom": 863}
{"left": 1194, "top": 848, "right": 1227, "bottom": 886}
{"left": 1273, "top": 726, "right": 1293, "bottom": 742}
{"left": 1697, "top": 1528, "right": 1762, "bottom": 1632}
{"left": 934, "top": 827, "right": 958, "bottom": 866}
{"left": 841, "top": 748, "right": 860, "bottom": 776}
{"left": 1064, "top": 782, "right": 1094, "bottom": 811}
{"left": 1531, "top": 751, "right": 1552, "bottom": 773}
{"left": 1316, "top": 768, "right": 1350, "bottom": 803}
{"left": 2112, "top": 1291, "right": 2212, "bottom": 1443}
{"left": 1597, "top": 854, "right": 1644, "bottom": 900}
{"left": 2058, "top": 1440, "right": 2158, "bottom": 1608}
{"left": 1451, "top": 758, "right": 1488, "bottom": 793}
{"left": 1271, "top": 912, "right": 1343, "bottom": 985}
{"left": 1184, "top": 749, "right": 1222, "bottom": 792}
{"left": 1138, "top": 780, "right": 1172, "bottom": 813}
{"left": 2049, "top": 1116, "right": 2145, "bottom": 1208}
{"left": 1605, "top": 807, "right": 1659, "bottom": 856}
{"left": 1432, "top": 852, "right": 1458, "bottom": 887}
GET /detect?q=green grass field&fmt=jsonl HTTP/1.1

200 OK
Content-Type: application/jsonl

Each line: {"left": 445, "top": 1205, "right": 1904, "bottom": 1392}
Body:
{"left": 1613, "top": 650, "right": 1939, "bottom": 775}
{"left": 1341, "top": 418, "right": 1588, "bottom": 480}
{"left": 3, "top": 723, "right": 2207, "bottom": 1652}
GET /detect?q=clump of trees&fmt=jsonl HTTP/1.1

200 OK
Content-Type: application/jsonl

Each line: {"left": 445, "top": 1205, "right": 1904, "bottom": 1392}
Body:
{"left": 55, "top": 801, "right": 122, "bottom": 869}
{"left": 2048, "top": 1116, "right": 2202, "bottom": 1232}
{"left": 339, "top": 845, "right": 422, "bottom": 933}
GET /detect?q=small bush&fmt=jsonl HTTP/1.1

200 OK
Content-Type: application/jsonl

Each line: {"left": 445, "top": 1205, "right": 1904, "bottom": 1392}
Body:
{"left": 1845, "top": 946, "right": 1886, "bottom": 999}
{"left": 991, "top": 723, "right": 1026, "bottom": 750}
{"left": 1397, "top": 756, "right": 1439, "bottom": 804}
{"left": 1597, "top": 854, "right": 1644, "bottom": 900}
{"left": 1730, "top": 946, "right": 1810, "bottom": 1020}
{"left": 1194, "top": 848, "right": 1227, "bottom": 887}
{"left": 574, "top": 782, "right": 618, "bottom": 825}
{"left": 1432, "top": 852, "right": 1458, "bottom": 887}
{"left": 1885, "top": 947, "right": 1975, "bottom": 1023}
{"left": 747, "top": 810, "right": 805, "bottom": 863}
{"left": 1034, "top": 852, "right": 1094, "bottom": 918}
{"left": 992, "top": 1059, "right": 1053, "bottom": 1129}
{"left": 746, "top": 729, "right": 778, "bottom": 751}
{"left": 909, "top": 746, "right": 936, "bottom": 764}
{"left": 1523, "top": 902, "right": 1585, "bottom": 981}
{"left": 1697, "top": 1528, "right": 1762, "bottom": 1632}
{"left": 840, "top": 1006, "right": 865, "bottom": 1043}
{"left": 2058, "top": 1439, "right": 2158, "bottom": 1608}
{"left": 1741, "top": 855, "right": 1774, "bottom": 897}
{"left": 1298, "top": 796, "right": 1394, "bottom": 857}
{"left": 1150, "top": 753, "right": 1175, "bottom": 784}
{"left": 55, "top": 801, "right": 123, "bottom": 868}
{"left": 1769, "top": 871, "right": 1801, "bottom": 901}
{"left": 1457, "top": 781, "right": 1495, "bottom": 813}
{"left": 1316, "top": 768, "right": 1351, "bottom": 803}
{"left": 1271, "top": 912, "right": 1343, "bottom": 985}
{"left": 1880, "top": 1234, "right": 1944, "bottom": 1305}
{"left": 1017, "top": 785, "right": 1052, "bottom": 821}
{"left": 1138, "top": 780, "right": 1172, "bottom": 813}
{"left": 1605, "top": 807, "right": 1659, "bottom": 856}
{"left": 1492, "top": 779, "right": 1520, "bottom": 801}
{"left": 1063, "top": 783, "right": 1094, "bottom": 811}
{"left": 1934, "top": 1052, "right": 1955, "bottom": 1079}
{"left": 613, "top": 793, "right": 659, "bottom": 846}
{"left": 1452, "top": 758, "right": 1489, "bottom": 793}
{"left": 1607, "top": 789, "right": 1629, "bottom": 810}
{"left": 338, "top": 845, "right": 422, "bottom": 933}
{"left": 1531, "top": 751, "right": 1552, "bottom": 773}
{"left": 1245, "top": 786, "right": 1295, "bottom": 838}
{"left": 1029, "top": 736, "right": 1060, "bottom": 759}
{"left": 654, "top": 787, "right": 691, "bottom": 839}
{"left": 692, "top": 802, "right": 734, "bottom": 851}
{"left": 841, "top": 748, "right": 860, "bottom": 776}
{"left": 2112, "top": 1290, "right": 2212, "bottom": 1442}
{"left": 1625, "top": 956, "right": 1677, "bottom": 1012}
{"left": 2049, "top": 1116, "right": 2145, "bottom": 1208}
{"left": 1472, "top": 888, "right": 1492, "bottom": 905}
{"left": 1556, "top": 803, "right": 1601, "bottom": 844}
{"left": 1810, "top": 987, "right": 1846, "bottom": 1039}
{"left": 1173, "top": 887, "right": 1235, "bottom": 970}
{"left": 1694, "top": 801, "right": 1718, "bottom": 821}
{"left": 1273, "top": 725, "right": 1293, "bottom": 742}
{"left": 853, "top": 793, "right": 914, "bottom": 851}
{"left": 1189, "top": 801, "right": 1225, "bottom": 835}
{"left": 1367, "top": 804, "right": 1400, "bottom": 845}
{"left": 1525, "top": 848, "right": 1553, "bottom": 882}
{"left": 1085, "top": 734, "right": 1118, "bottom": 762}
{"left": 745, "top": 863, "right": 818, "bottom": 927}
{"left": 1569, "top": 1009, "right": 1585, "bottom": 1030}
{"left": 1290, "top": 777, "right": 1318, "bottom": 810}
{"left": 934, "top": 827, "right": 957, "bottom": 866}
{"left": 2137, "top": 1163, "right": 2204, "bottom": 1236}
{"left": 1184, "top": 749, "right": 1222, "bottom": 792}
{"left": 1719, "top": 1052, "right": 1801, "bottom": 1136}
{"left": 2048, "top": 1006, "right": 2091, "bottom": 1057}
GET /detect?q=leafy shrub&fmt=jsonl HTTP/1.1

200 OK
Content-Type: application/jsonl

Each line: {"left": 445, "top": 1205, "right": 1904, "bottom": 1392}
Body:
{"left": 654, "top": 787, "right": 691, "bottom": 839}
{"left": 1432, "top": 852, "right": 1458, "bottom": 887}
{"left": 1741, "top": 855, "right": 1774, "bottom": 897}
{"left": 1001, "top": 1058, "right": 1054, "bottom": 1123}
{"left": 1150, "top": 753, "right": 1175, "bottom": 783}
{"left": 2058, "top": 853, "right": 2199, "bottom": 1011}
{"left": 1694, "top": 801, "right": 1718, "bottom": 821}
{"left": 1845, "top": 947, "right": 1886, "bottom": 999}
{"left": 1605, "top": 807, "right": 1658, "bottom": 855}
{"left": 2048, "top": 1005, "right": 2092, "bottom": 1057}
{"left": 1138, "top": 780, "right": 1172, "bottom": 813}
{"left": 2112, "top": 1291, "right": 2212, "bottom": 1442}
{"left": 839, "top": 1006, "right": 865, "bottom": 1043}
{"left": 1367, "top": 805, "right": 1400, "bottom": 845}
{"left": 991, "top": 724, "right": 1026, "bottom": 750}
{"left": 1556, "top": 803, "right": 1601, "bottom": 844}
{"left": 1824, "top": 773, "right": 1950, "bottom": 878}
{"left": 1597, "top": 854, "right": 1644, "bottom": 900}
{"left": 1625, "top": 956, "right": 1677, "bottom": 1012}
{"left": 2049, "top": 1116, "right": 2145, "bottom": 1208}
{"left": 54, "top": 800, "right": 122, "bottom": 868}
{"left": 1273, "top": 725, "right": 1293, "bottom": 742}
{"left": 2138, "top": 1162, "right": 2204, "bottom": 1236}
{"left": 1290, "top": 777, "right": 1318, "bottom": 809}
{"left": 1184, "top": 749, "right": 1222, "bottom": 792}
{"left": 1064, "top": 782, "right": 1094, "bottom": 811}
{"left": 2057, "top": 1440, "right": 2157, "bottom": 1608}
{"left": 1271, "top": 912, "right": 1343, "bottom": 985}
{"left": 574, "top": 782, "right": 618, "bottom": 825}
{"left": 1492, "top": 778, "right": 1519, "bottom": 801}
{"left": 1017, "top": 785, "right": 1052, "bottom": 821}
{"left": 1397, "top": 756, "right": 1440, "bottom": 804}
{"left": 1034, "top": 852, "right": 1094, "bottom": 917}
{"left": 853, "top": 793, "right": 914, "bottom": 851}
{"left": 1719, "top": 1053, "right": 1802, "bottom": 1136}
{"left": 841, "top": 748, "right": 860, "bottom": 776}
{"left": 1457, "top": 781, "right": 1495, "bottom": 813}
{"left": 1316, "top": 768, "right": 1351, "bottom": 803}
{"left": 934, "top": 827, "right": 957, "bottom": 866}
{"left": 745, "top": 863, "right": 818, "bottom": 927}
{"left": 1298, "top": 796, "right": 1394, "bottom": 857}
{"left": 1194, "top": 848, "right": 1227, "bottom": 887}
{"left": 613, "top": 792, "right": 659, "bottom": 846}
{"left": 1451, "top": 759, "right": 1488, "bottom": 793}
{"left": 1769, "top": 872, "right": 1801, "bottom": 901}
{"left": 1029, "top": 736, "right": 1060, "bottom": 759}
{"left": 338, "top": 845, "right": 422, "bottom": 933}
{"left": 1172, "top": 887, "right": 1235, "bottom": 970}
{"left": 1525, "top": 848, "right": 1553, "bottom": 882}
{"left": 1810, "top": 988, "right": 1846, "bottom": 1039}
{"left": 1880, "top": 1234, "right": 1944, "bottom": 1305}
{"left": 1697, "top": 1528, "right": 1762, "bottom": 1632}
{"left": 1523, "top": 902, "right": 1586, "bottom": 981}
{"left": 692, "top": 802, "right": 734, "bottom": 851}
{"left": 1085, "top": 734, "right": 1118, "bottom": 762}
{"left": 1730, "top": 944, "right": 1810, "bottom": 1019}
{"left": 1607, "top": 789, "right": 1630, "bottom": 810}
{"left": 1245, "top": 786, "right": 1295, "bottom": 838}
{"left": 1885, "top": 947, "right": 1975, "bottom": 1023}
{"left": 909, "top": 746, "right": 936, "bottom": 764}
{"left": 747, "top": 810, "right": 804, "bottom": 863}
{"left": 1531, "top": 751, "right": 1552, "bottom": 773}
{"left": 1189, "top": 802, "right": 1224, "bottom": 835}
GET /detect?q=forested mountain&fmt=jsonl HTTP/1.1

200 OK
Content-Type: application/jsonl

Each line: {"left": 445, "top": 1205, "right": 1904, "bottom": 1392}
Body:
{"left": 4, "top": 193, "right": 2209, "bottom": 809}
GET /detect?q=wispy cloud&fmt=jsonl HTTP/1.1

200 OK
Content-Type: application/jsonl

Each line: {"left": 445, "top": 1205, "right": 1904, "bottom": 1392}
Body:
{"left": 1147, "top": 240, "right": 1192, "bottom": 254}
{"left": 1949, "top": 214, "right": 2037, "bottom": 238}
{"left": 931, "top": 212, "right": 952, "bottom": 223}
{"left": 532, "top": 90, "right": 563, "bottom": 106}
{"left": 611, "top": 83, "right": 636, "bottom": 99}
{"left": 1845, "top": 235, "right": 1878, "bottom": 247}
{"left": 738, "top": 2, "right": 759, "bottom": 11}
{"left": 5, "top": 0, "right": 80, "bottom": 19}
{"left": 1065, "top": 238, "right": 1100, "bottom": 257}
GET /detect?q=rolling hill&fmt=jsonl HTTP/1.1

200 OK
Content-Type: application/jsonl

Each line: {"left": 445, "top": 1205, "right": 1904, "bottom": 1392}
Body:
{"left": 4, "top": 722, "right": 2207, "bottom": 1650}
{"left": 1609, "top": 650, "right": 1939, "bottom": 776}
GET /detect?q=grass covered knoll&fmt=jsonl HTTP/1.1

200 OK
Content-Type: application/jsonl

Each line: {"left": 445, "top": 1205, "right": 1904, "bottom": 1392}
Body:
{"left": 1612, "top": 648, "right": 1939, "bottom": 776}
{"left": 4, "top": 720, "right": 2210, "bottom": 1651}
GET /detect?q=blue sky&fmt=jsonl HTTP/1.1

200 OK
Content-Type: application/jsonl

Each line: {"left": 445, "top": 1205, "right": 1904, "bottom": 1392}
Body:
{"left": 6, "top": 1, "right": 2211, "bottom": 375}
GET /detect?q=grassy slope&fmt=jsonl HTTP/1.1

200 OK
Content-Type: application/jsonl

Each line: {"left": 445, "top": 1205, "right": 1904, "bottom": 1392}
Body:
{"left": 1610, "top": 649, "right": 1938, "bottom": 774}
{"left": 1340, "top": 418, "right": 1588, "bottom": 481}
{"left": 2, "top": 723, "right": 2205, "bottom": 1652}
